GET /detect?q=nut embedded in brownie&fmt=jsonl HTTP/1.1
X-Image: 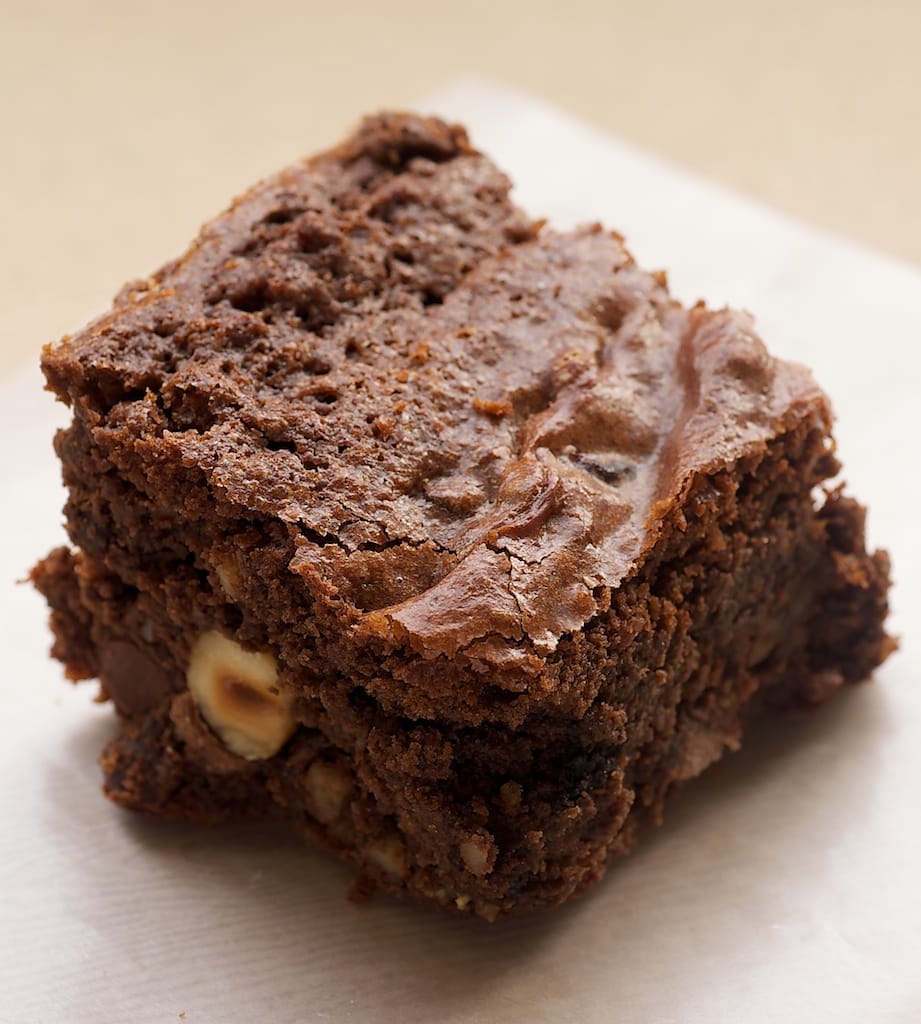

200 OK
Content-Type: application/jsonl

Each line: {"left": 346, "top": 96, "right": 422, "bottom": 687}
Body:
{"left": 32, "top": 112, "right": 894, "bottom": 919}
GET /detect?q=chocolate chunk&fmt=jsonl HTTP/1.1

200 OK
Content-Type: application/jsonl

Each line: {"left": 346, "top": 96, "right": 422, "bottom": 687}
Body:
{"left": 99, "top": 641, "right": 173, "bottom": 715}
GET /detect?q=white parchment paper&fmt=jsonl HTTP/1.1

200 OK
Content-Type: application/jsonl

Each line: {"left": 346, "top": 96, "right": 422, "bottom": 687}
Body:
{"left": 1, "top": 78, "right": 918, "bottom": 1023}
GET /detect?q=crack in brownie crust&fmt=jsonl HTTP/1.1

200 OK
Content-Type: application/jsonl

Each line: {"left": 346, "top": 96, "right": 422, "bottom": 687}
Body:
{"left": 32, "top": 113, "right": 893, "bottom": 918}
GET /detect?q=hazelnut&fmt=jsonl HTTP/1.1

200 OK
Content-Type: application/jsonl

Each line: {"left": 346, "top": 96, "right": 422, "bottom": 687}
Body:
{"left": 365, "top": 833, "right": 408, "bottom": 879}
{"left": 459, "top": 832, "right": 495, "bottom": 876}
{"left": 419, "top": 884, "right": 451, "bottom": 906}
{"left": 304, "top": 761, "right": 353, "bottom": 825}
{"left": 475, "top": 902, "right": 501, "bottom": 923}
{"left": 214, "top": 557, "right": 243, "bottom": 600}
{"left": 186, "top": 630, "right": 295, "bottom": 760}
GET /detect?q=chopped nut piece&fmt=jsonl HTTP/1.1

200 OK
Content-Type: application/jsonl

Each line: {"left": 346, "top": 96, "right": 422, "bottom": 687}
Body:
{"left": 475, "top": 901, "right": 501, "bottom": 922}
{"left": 365, "top": 834, "right": 408, "bottom": 878}
{"left": 186, "top": 630, "right": 294, "bottom": 760}
{"left": 304, "top": 760, "right": 352, "bottom": 824}
{"left": 417, "top": 881, "right": 450, "bottom": 904}
{"left": 459, "top": 832, "right": 494, "bottom": 876}
{"left": 214, "top": 557, "right": 242, "bottom": 600}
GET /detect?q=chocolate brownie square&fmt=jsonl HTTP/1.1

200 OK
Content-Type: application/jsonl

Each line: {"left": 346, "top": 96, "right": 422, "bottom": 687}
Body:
{"left": 32, "top": 113, "right": 893, "bottom": 919}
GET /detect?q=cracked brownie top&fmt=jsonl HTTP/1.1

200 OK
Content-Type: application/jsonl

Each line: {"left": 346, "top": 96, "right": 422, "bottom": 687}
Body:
{"left": 42, "top": 112, "right": 830, "bottom": 674}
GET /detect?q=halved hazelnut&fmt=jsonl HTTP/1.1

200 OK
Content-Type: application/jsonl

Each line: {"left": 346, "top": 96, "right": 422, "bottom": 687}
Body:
{"left": 186, "top": 630, "right": 294, "bottom": 760}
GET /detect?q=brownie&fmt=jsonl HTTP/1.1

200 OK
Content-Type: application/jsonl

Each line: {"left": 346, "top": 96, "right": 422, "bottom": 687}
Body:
{"left": 32, "top": 113, "right": 893, "bottom": 919}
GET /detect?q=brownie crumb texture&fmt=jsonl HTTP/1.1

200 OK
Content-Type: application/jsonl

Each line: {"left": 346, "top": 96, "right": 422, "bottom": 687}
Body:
{"left": 32, "top": 113, "right": 893, "bottom": 919}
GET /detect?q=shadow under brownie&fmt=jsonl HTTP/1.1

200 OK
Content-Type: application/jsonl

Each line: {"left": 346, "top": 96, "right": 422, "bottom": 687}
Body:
{"left": 32, "top": 113, "right": 893, "bottom": 919}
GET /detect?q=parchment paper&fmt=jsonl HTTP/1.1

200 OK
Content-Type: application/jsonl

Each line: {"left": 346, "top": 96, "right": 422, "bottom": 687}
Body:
{"left": 1, "top": 78, "right": 918, "bottom": 1023}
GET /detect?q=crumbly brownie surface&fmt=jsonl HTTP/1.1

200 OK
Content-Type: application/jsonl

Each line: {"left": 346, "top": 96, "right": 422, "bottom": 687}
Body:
{"left": 33, "top": 113, "right": 893, "bottom": 918}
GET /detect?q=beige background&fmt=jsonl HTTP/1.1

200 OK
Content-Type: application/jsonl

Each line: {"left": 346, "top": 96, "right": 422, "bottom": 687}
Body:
{"left": 2, "top": 0, "right": 919, "bottom": 377}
